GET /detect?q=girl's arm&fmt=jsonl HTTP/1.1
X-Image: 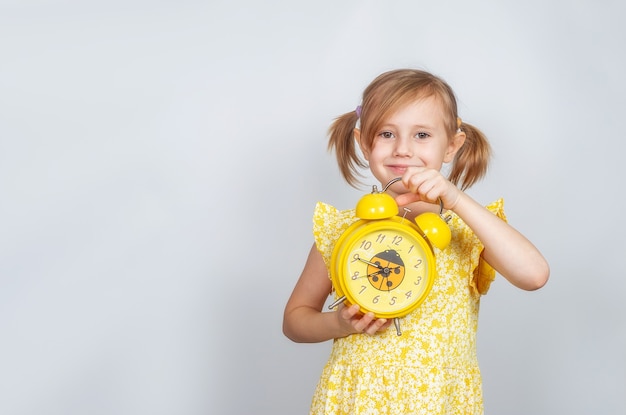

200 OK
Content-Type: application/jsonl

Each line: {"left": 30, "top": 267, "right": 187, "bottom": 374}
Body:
{"left": 283, "top": 244, "right": 390, "bottom": 343}
{"left": 450, "top": 192, "right": 549, "bottom": 291}
{"left": 397, "top": 168, "right": 549, "bottom": 291}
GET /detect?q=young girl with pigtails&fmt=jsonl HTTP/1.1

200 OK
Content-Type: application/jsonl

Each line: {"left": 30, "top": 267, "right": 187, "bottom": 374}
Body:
{"left": 283, "top": 68, "right": 549, "bottom": 415}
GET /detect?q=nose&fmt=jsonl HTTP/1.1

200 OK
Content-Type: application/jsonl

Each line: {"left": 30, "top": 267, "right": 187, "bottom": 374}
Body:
{"left": 393, "top": 136, "right": 412, "bottom": 157}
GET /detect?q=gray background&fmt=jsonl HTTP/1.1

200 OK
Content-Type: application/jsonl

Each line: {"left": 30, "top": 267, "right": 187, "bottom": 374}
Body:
{"left": 1, "top": 1, "right": 624, "bottom": 414}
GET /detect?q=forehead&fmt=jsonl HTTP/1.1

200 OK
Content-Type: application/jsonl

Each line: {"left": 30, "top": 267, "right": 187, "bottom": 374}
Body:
{"left": 382, "top": 96, "right": 447, "bottom": 126}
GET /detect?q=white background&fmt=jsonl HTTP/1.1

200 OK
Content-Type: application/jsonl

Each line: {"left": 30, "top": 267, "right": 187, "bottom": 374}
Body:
{"left": 1, "top": 1, "right": 625, "bottom": 414}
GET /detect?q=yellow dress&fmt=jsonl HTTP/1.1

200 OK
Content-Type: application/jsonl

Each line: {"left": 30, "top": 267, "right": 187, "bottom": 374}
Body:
{"left": 310, "top": 199, "right": 506, "bottom": 415}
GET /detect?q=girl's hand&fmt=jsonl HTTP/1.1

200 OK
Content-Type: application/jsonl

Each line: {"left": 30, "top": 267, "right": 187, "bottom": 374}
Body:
{"left": 394, "top": 167, "right": 462, "bottom": 210}
{"left": 337, "top": 304, "right": 391, "bottom": 336}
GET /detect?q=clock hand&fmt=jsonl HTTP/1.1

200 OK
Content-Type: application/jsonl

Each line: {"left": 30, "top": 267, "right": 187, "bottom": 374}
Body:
{"left": 357, "top": 257, "right": 383, "bottom": 268}
{"left": 365, "top": 266, "right": 400, "bottom": 284}
{"left": 366, "top": 264, "right": 401, "bottom": 278}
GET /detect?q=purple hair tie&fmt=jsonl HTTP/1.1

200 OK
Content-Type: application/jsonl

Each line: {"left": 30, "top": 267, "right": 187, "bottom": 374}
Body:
{"left": 355, "top": 105, "right": 362, "bottom": 118}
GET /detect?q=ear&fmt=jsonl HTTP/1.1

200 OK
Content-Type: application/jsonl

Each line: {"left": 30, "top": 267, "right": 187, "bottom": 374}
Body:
{"left": 354, "top": 128, "right": 370, "bottom": 160}
{"left": 443, "top": 131, "right": 466, "bottom": 163}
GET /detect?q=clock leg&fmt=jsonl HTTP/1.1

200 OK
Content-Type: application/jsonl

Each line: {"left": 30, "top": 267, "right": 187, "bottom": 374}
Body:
{"left": 393, "top": 318, "right": 402, "bottom": 336}
{"left": 328, "top": 296, "right": 346, "bottom": 310}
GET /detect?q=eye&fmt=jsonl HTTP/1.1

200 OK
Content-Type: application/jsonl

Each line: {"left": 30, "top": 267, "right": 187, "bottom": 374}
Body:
{"left": 415, "top": 132, "right": 430, "bottom": 139}
{"left": 378, "top": 131, "right": 395, "bottom": 139}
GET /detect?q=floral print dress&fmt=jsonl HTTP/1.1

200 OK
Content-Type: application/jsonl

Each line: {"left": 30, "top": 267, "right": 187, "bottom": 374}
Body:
{"left": 309, "top": 199, "right": 506, "bottom": 415}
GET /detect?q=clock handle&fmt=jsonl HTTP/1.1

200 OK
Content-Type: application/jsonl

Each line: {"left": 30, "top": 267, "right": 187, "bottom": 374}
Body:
{"left": 382, "top": 177, "right": 402, "bottom": 192}
{"left": 383, "top": 178, "right": 447, "bottom": 218}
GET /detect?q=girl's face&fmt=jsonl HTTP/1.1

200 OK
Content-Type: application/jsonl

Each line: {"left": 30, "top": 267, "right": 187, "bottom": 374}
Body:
{"left": 356, "top": 96, "right": 463, "bottom": 196}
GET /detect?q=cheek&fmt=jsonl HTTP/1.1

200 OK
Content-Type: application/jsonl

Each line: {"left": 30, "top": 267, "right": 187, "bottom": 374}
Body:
{"left": 370, "top": 139, "right": 394, "bottom": 154}
{"left": 366, "top": 145, "right": 385, "bottom": 161}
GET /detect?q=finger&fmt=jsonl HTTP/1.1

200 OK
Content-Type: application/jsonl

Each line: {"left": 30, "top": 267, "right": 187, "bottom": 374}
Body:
{"left": 364, "top": 318, "right": 388, "bottom": 335}
{"left": 402, "top": 167, "right": 430, "bottom": 191}
{"left": 395, "top": 192, "right": 421, "bottom": 206}
{"left": 338, "top": 304, "right": 359, "bottom": 327}
{"left": 353, "top": 312, "right": 375, "bottom": 332}
{"left": 378, "top": 319, "right": 393, "bottom": 331}
{"left": 342, "top": 304, "right": 360, "bottom": 319}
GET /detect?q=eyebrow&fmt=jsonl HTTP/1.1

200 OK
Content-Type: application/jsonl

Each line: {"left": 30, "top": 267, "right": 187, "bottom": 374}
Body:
{"left": 379, "top": 122, "right": 437, "bottom": 130}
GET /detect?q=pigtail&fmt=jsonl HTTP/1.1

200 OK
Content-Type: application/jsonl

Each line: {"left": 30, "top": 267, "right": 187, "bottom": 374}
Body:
{"left": 449, "top": 122, "right": 491, "bottom": 190}
{"left": 327, "top": 110, "right": 366, "bottom": 188}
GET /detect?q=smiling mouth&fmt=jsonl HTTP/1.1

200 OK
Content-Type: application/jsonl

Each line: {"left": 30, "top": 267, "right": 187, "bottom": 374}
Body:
{"left": 387, "top": 165, "right": 409, "bottom": 174}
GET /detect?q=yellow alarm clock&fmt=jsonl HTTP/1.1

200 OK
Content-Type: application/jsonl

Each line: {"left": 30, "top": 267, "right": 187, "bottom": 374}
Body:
{"left": 328, "top": 178, "right": 451, "bottom": 335}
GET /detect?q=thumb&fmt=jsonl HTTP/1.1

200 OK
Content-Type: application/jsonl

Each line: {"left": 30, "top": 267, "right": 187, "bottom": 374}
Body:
{"left": 341, "top": 304, "right": 361, "bottom": 320}
{"left": 395, "top": 192, "right": 421, "bottom": 206}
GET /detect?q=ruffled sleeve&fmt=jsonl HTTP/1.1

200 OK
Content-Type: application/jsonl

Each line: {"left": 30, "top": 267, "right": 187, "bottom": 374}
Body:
{"left": 312, "top": 202, "right": 357, "bottom": 270}
{"left": 469, "top": 198, "right": 507, "bottom": 295}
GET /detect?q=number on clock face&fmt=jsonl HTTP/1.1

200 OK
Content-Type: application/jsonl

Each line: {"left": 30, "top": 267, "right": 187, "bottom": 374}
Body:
{"left": 344, "top": 228, "right": 430, "bottom": 315}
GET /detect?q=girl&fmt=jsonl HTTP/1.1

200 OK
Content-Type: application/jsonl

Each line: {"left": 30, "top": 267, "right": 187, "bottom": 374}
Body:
{"left": 283, "top": 69, "right": 549, "bottom": 415}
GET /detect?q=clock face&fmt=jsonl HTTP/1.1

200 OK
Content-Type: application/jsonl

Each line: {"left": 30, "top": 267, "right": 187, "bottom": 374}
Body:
{"left": 332, "top": 219, "right": 435, "bottom": 318}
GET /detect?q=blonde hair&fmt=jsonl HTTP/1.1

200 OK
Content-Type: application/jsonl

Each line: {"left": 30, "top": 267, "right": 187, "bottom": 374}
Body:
{"left": 328, "top": 69, "right": 491, "bottom": 190}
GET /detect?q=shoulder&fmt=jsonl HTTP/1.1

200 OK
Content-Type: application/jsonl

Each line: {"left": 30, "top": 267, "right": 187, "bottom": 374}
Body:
{"left": 312, "top": 202, "right": 357, "bottom": 267}
{"left": 446, "top": 198, "right": 507, "bottom": 295}
{"left": 449, "top": 198, "right": 506, "bottom": 229}
{"left": 485, "top": 198, "right": 506, "bottom": 221}
{"left": 313, "top": 202, "right": 356, "bottom": 230}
